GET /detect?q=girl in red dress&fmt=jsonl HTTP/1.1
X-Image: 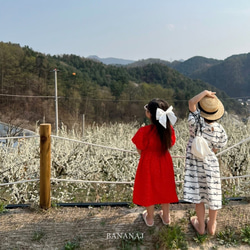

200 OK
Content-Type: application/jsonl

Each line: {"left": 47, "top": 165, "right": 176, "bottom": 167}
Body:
{"left": 132, "top": 98, "right": 179, "bottom": 226}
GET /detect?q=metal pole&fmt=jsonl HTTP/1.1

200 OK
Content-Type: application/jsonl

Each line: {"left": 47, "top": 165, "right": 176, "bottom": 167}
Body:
{"left": 54, "top": 69, "right": 59, "bottom": 135}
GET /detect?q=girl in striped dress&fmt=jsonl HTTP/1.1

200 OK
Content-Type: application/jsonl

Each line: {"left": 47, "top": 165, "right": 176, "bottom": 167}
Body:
{"left": 184, "top": 90, "right": 228, "bottom": 235}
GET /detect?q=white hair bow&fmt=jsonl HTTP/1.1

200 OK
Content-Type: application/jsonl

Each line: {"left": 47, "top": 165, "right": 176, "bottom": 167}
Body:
{"left": 156, "top": 106, "right": 177, "bottom": 128}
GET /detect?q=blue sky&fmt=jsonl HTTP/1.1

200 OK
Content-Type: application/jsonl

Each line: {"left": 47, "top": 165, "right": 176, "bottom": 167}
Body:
{"left": 1, "top": 0, "right": 250, "bottom": 61}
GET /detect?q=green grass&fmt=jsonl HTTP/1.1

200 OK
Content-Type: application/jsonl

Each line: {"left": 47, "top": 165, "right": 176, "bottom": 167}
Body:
{"left": 117, "top": 231, "right": 144, "bottom": 250}
{"left": 193, "top": 233, "right": 209, "bottom": 244}
{"left": 157, "top": 224, "right": 188, "bottom": 250}
{"left": 0, "top": 202, "right": 7, "bottom": 214}
{"left": 64, "top": 237, "right": 81, "bottom": 250}
{"left": 216, "top": 226, "right": 239, "bottom": 247}
{"left": 31, "top": 230, "right": 45, "bottom": 241}
{"left": 216, "top": 224, "right": 250, "bottom": 247}
{"left": 240, "top": 225, "right": 250, "bottom": 245}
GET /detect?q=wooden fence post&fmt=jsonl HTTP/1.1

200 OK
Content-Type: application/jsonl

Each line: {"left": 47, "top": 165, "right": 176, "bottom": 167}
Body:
{"left": 40, "top": 124, "right": 51, "bottom": 209}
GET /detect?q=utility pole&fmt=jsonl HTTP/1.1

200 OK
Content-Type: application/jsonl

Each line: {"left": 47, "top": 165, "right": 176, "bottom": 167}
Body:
{"left": 82, "top": 114, "right": 85, "bottom": 138}
{"left": 51, "top": 68, "right": 59, "bottom": 135}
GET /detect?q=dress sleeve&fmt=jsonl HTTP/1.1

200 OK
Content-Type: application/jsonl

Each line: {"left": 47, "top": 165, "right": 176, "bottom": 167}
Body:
{"left": 188, "top": 109, "right": 200, "bottom": 126}
{"left": 188, "top": 109, "right": 204, "bottom": 136}
{"left": 132, "top": 127, "right": 148, "bottom": 151}
{"left": 171, "top": 125, "right": 176, "bottom": 147}
{"left": 214, "top": 124, "right": 228, "bottom": 149}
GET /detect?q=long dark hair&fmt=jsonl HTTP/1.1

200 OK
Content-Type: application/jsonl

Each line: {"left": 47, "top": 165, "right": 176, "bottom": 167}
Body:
{"left": 147, "top": 98, "right": 172, "bottom": 152}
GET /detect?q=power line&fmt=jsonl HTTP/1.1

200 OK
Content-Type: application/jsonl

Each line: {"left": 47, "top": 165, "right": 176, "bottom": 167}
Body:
{"left": 0, "top": 93, "right": 56, "bottom": 98}
{"left": 0, "top": 93, "right": 249, "bottom": 102}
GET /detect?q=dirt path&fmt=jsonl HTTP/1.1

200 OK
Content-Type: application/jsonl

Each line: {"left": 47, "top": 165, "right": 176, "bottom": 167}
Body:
{"left": 0, "top": 201, "right": 250, "bottom": 249}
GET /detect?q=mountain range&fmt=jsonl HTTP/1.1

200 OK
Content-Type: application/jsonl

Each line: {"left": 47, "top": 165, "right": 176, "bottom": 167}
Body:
{"left": 90, "top": 54, "right": 250, "bottom": 98}
{"left": 0, "top": 42, "right": 248, "bottom": 129}
{"left": 87, "top": 55, "right": 135, "bottom": 65}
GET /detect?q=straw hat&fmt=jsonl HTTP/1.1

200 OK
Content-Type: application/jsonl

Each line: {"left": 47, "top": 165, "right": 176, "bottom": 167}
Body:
{"left": 198, "top": 95, "right": 224, "bottom": 121}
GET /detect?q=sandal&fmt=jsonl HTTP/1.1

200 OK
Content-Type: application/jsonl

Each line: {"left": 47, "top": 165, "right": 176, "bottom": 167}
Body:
{"left": 142, "top": 210, "right": 154, "bottom": 227}
{"left": 159, "top": 210, "right": 170, "bottom": 225}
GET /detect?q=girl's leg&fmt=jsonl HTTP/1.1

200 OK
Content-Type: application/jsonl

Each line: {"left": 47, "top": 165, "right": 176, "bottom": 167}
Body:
{"left": 144, "top": 205, "right": 154, "bottom": 225}
{"left": 191, "top": 203, "right": 206, "bottom": 234}
{"left": 160, "top": 203, "right": 170, "bottom": 224}
{"left": 207, "top": 209, "right": 218, "bottom": 235}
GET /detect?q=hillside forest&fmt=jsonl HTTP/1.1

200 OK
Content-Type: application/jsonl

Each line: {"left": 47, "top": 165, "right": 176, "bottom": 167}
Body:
{"left": 0, "top": 42, "right": 246, "bottom": 132}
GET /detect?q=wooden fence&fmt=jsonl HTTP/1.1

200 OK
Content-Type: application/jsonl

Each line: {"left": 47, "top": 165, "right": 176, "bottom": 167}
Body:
{"left": 40, "top": 124, "right": 51, "bottom": 209}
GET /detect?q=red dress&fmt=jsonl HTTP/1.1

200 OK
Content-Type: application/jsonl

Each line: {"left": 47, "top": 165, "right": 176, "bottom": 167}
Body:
{"left": 132, "top": 124, "right": 178, "bottom": 207}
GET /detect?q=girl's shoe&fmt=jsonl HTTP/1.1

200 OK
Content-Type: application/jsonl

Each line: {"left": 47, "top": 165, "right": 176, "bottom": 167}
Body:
{"left": 159, "top": 210, "right": 170, "bottom": 225}
{"left": 142, "top": 210, "right": 154, "bottom": 227}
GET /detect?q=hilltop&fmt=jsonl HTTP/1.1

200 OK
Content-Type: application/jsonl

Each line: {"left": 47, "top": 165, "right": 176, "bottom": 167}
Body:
{"left": 0, "top": 42, "right": 245, "bottom": 131}
{"left": 93, "top": 54, "right": 250, "bottom": 99}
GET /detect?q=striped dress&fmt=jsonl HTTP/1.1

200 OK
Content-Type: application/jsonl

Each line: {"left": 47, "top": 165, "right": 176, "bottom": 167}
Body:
{"left": 183, "top": 109, "right": 228, "bottom": 210}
